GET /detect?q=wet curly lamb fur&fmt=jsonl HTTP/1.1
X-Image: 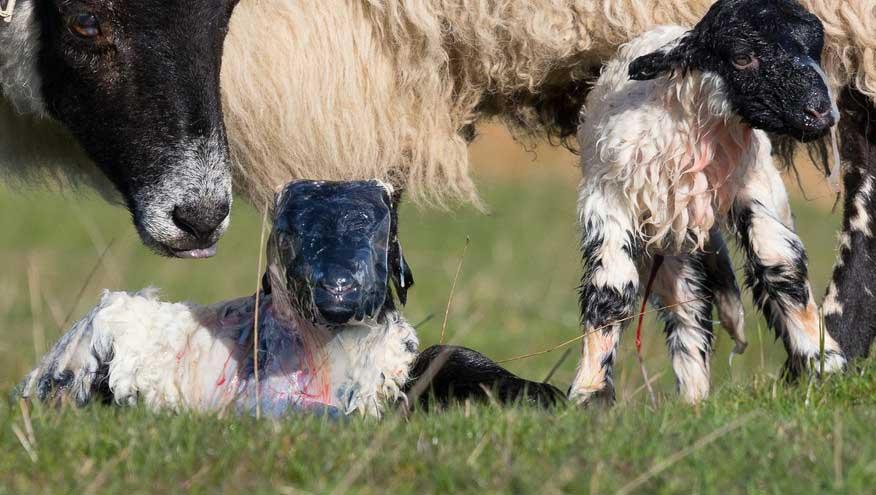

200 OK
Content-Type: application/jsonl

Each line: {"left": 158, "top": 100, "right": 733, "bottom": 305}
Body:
{"left": 569, "top": 0, "right": 847, "bottom": 406}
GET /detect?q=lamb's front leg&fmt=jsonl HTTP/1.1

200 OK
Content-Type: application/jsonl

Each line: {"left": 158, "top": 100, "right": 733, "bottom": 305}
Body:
{"left": 21, "top": 290, "right": 247, "bottom": 411}
{"left": 569, "top": 185, "right": 641, "bottom": 405}
{"left": 730, "top": 157, "right": 845, "bottom": 377}
{"left": 20, "top": 302, "right": 115, "bottom": 406}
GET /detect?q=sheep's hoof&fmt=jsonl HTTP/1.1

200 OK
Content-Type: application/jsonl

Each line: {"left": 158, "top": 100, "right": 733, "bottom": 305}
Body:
{"left": 567, "top": 384, "right": 615, "bottom": 407}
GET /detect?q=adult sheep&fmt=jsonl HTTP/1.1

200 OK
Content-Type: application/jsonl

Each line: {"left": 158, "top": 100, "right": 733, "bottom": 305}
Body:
{"left": 1, "top": 0, "right": 241, "bottom": 258}
{"left": 221, "top": 0, "right": 874, "bottom": 207}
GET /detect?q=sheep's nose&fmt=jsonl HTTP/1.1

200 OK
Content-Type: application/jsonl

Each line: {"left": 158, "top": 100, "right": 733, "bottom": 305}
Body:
{"left": 172, "top": 201, "right": 230, "bottom": 244}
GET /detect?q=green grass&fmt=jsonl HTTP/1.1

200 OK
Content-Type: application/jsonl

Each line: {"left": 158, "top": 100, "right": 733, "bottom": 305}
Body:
{"left": 1, "top": 171, "right": 873, "bottom": 494}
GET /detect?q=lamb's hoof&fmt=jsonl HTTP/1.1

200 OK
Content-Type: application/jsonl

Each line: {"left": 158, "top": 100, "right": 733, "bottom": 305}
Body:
{"left": 568, "top": 385, "right": 615, "bottom": 407}
{"left": 783, "top": 351, "right": 847, "bottom": 381}
{"left": 21, "top": 363, "right": 103, "bottom": 407}
{"left": 18, "top": 316, "right": 111, "bottom": 407}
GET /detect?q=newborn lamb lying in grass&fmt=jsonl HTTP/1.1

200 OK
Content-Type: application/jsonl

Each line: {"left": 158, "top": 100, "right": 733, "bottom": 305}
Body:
{"left": 22, "top": 180, "right": 561, "bottom": 417}
{"left": 571, "top": 0, "right": 844, "bottom": 406}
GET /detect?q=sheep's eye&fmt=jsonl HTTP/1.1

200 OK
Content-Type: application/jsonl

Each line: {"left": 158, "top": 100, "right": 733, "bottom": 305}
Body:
{"left": 68, "top": 13, "right": 101, "bottom": 38}
{"left": 731, "top": 54, "right": 758, "bottom": 70}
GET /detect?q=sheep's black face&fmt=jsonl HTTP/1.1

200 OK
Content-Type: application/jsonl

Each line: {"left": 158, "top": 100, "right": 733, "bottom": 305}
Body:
{"left": 630, "top": 0, "right": 836, "bottom": 142}
{"left": 33, "top": 0, "right": 241, "bottom": 258}
{"left": 269, "top": 180, "right": 413, "bottom": 327}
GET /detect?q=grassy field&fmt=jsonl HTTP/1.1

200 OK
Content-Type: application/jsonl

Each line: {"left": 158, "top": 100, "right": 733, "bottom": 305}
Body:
{"left": 0, "top": 135, "right": 873, "bottom": 493}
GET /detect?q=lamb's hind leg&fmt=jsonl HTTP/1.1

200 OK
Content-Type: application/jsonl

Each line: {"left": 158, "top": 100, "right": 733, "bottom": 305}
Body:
{"left": 569, "top": 184, "right": 641, "bottom": 405}
{"left": 650, "top": 254, "right": 716, "bottom": 403}
{"left": 731, "top": 156, "right": 845, "bottom": 377}
{"left": 704, "top": 228, "right": 747, "bottom": 353}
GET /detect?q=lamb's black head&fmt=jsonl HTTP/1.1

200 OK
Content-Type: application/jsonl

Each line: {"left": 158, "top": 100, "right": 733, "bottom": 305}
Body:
{"left": 30, "top": 0, "right": 241, "bottom": 258}
{"left": 629, "top": 0, "right": 836, "bottom": 142}
{"left": 268, "top": 180, "right": 413, "bottom": 327}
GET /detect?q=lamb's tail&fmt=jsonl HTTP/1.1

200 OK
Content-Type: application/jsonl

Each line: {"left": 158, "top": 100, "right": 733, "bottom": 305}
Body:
{"left": 405, "top": 345, "right": 565, "bottom": 409}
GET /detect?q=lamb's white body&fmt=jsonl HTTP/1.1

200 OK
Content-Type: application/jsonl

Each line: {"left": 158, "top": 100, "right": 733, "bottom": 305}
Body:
{"left": 579, "top": 26, "right": 753, "bottom": 251}
{"left": 23, "top": 290, "right": 418, "bottom": 418}
{"left": 570, "top": 26, "right": 845, "bottom": 405}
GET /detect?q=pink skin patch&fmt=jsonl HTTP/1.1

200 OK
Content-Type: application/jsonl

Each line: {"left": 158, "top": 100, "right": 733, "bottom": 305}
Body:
{"left": 169, "top": 296, "right": 336, "bottom": 413}
{"left": 679, "top": 125, "right": 752, "bottom": 235}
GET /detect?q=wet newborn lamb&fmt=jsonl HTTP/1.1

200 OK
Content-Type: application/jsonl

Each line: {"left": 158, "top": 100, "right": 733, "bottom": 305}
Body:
{"left": 23, "top": 180, "right": 560, "bottom": 417}
{"left": 571, "top": 0, "right": 844, "bottom": 405}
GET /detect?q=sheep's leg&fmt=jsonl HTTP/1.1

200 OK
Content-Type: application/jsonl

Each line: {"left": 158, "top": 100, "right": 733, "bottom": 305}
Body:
{"left": 823, "top": 87, "right": 876, "bottom": 361}
{"left": 649, "top": 254, "right": 715, "bottom": 403}
{"left": 730, "top": 158, "right": 845, "bottom": 377}
{"left": 570, "top": 185, "right": 641, "bottom": 405}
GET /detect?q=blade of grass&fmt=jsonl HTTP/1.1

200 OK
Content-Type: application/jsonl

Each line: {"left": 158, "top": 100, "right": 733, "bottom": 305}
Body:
{"left": 440, "top": 237, "right": 470, "bottom": 344}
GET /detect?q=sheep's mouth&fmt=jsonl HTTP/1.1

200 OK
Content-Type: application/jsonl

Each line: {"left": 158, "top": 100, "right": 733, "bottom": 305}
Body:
{"left": 134, "top": 218, "right": 225, "bottom": 259}
{"left": 789, "top": 113, "right": 836, "bottom": 143}
{"left": 171, "top": 244, "right": 219, "bottom": 259}
{"left": 794, "top": 131, "right": 830, "bottom": 143}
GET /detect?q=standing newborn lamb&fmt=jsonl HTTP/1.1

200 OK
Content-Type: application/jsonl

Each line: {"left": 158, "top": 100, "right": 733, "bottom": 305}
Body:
{"left": 571, "top": 0, "right": 844, "bottom": 405}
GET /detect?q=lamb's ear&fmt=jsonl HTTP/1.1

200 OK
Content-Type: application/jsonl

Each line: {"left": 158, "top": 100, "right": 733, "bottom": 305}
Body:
{"left": 629, "top": 38, "right": 694, "bottom": 81}
{"left": 261, "top": 271, "right": 272, "bottom": 295}
{"left": 386, "top": 185, "right": 413, "bottom": 305}
{"left": 390, "top": 238, "right": 414, "bottom": 305}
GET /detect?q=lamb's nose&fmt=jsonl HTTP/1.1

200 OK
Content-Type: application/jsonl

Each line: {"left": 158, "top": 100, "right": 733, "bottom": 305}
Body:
{"left": 806, "top": 97, "right": 835, "bottom": 121}
{"left": 172, "top": 201, "right": 230, "bottom": 243}
{"left": 321, "top": 275, "right": 358, "bottom": 297}
{"left": 802, "top": 98, "right": 835, "bottom": 132}
{"left": 806, "top": 105, "right": 830, "bottom": 120}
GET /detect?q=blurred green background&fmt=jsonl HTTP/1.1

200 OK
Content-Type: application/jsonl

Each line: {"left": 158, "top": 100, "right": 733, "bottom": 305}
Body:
{"left": 0, "top": 124, "right": 843, "bottom": 396}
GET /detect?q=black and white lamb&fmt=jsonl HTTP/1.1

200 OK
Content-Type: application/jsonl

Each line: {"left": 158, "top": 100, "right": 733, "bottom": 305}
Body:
{"left": 21, "top": 180, "right": 561, "bottom": 417}
{"left": 570, "top": 0, "right": 844, "bottom": 405}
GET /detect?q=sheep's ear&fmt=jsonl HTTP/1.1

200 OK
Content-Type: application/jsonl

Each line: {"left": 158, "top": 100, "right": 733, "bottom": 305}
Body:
{"left": 390, "top": 238, "right": 414, "bottom": 306}
{"left": 629, "top": 39, "right": 693, "bottom": 81}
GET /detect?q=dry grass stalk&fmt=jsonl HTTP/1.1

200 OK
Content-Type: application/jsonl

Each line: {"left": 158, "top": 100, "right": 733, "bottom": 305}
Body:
{"left": 252, "top": 205, "right": 270, "bottom": 420}
{"left": 27, "top": 258, "right": 45, "bottom": 359}
{"left": 497, "top": 296, "right": 708, "bottom": 365}
{"left": 440, "top": 236, "right": 470, "bottom": 344}
{"left": 11, "top": 424, "right": 37, "bottom": 463}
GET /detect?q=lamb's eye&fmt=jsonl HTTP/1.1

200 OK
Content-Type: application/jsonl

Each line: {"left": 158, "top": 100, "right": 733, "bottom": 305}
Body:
{"left": 68, "top": 13, "right": 101, "bottom": 38}
{"left": 732, "top": 54, "right": 758, "bottom": 70}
